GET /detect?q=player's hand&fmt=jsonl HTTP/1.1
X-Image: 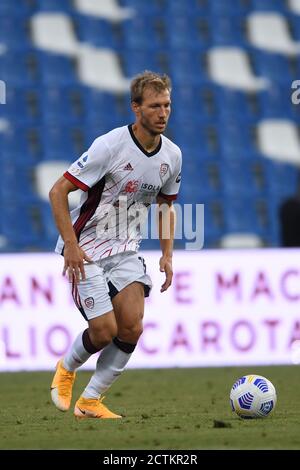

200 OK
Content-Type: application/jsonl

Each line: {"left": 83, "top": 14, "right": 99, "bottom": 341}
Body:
{"left": 159, "top": 256, "right": 173, "bottom": 293}
{"left": 63, "top": 241, "right": 92, "bottom": 283}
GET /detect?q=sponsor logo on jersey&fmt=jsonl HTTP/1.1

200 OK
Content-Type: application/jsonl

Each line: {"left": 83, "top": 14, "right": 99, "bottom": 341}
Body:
{"left": 124, "top": 180, "right": 139, "bottom": 193}
{"left": 77, "top": 154, "right": 89, "bottom": 169}
{"left": 175, "top": 172, "right": 181, "bottom": 183}
{"left": 160, "top": 163, "right": 169, "bottom": 176}
{"left": 141, "top": 183, "right": 161, "bottom": 192}
{"left": 84, "top": 297, "right": 94, "bottom": 309}
{"left": 123, "top": 162, "right": 133, "bottom": 171}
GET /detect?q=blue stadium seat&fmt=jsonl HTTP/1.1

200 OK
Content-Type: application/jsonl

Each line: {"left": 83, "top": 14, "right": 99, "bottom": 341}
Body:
{"left": 1, "top": 87, "right": 41, "bottom": 124}
{"left": 73, "top": 15, "right": 121, "bottom": 50}
{"left": 203, "top": 198, "right": 226, "bottom": 247}
{"left": 121, "top": 49, "right": 168, "bottom": 76}
{"left": 41, "top": 85, "right": 86, "bottom": 124}
{"left": 39, "top": 201, "right": 60, "bottom": 245}
{"left": 168, "top": 121, "right": 220, "bottom": 157}
{"left": 36, "top": 0, "right": 74, "bottom": 12}
{"left": 172, "top": 84, "right": 219, "bottom": 122}
{"left": 209, "top": 0, "right": 252, "bottom": 15}
{"left": 1, "top": 203, "right": 43, "bottom": 249}
{"left": 210, "top": 15, "right": 247, "bottom": 46}
{"left": 168, "top": 50, "right": 209, "bottom": 83}
{"left": 220, "top": 158, "right": 269, "bottom": 197}
{"left": 2, "top": 125, "right": 42, "bottom": 165}
{"left": 41, "top": 125, "right": 88, "bottom": 160}
{"left": 38, "top": 52, "right": 78, "bottom": 85}
{"left": 120, "top": 0, "right": 167, "bottom": 16}
{"left": 0, "top": 50, "right": 40, "bottom": 86}
{"left": 251, "top": 51, "right": 295, "bottom": 84}
{"left": 251, "top": 0, "right": 287, "bottom": 13}
{"left": 215, "top": 88, "right": 261, "bottom": 120}
{"left": 266, "top": 161, "right": 299, "bottom": 200}
{"left": 165, "top": 16, "right": 209, "bottom": 49}
{"left": 218, "top": 119, "right": 258, "bottom": 156}
{"left": 0, "top": 16, "right": 32, "bottom": 49}
{"left": 289, "top": 16, "right": 300, "bottom": 42}
{"left": 0, "top": 0, "right": 37, "bottom": 16}
{"left": 223, "top": 195, "right": 271, "bottom": 240}
{"left": 0, "top": 161, "right": 39, "bottom": 206}
{"left": 182, "top": 155, "right": 222, "bottom": 200}
{"left": 122, "top": 17, "right": 165, "bottom": 50}
{"left": 83, "top": 89, "right": 132, "bottom": 128}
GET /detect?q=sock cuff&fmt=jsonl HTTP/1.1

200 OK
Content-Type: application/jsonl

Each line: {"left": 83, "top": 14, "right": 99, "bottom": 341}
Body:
{"left": 82, "top": 329, "right": 100, "bottom": 354}
{"left": 113, "top": 337, "right": 136, "bottom": 354}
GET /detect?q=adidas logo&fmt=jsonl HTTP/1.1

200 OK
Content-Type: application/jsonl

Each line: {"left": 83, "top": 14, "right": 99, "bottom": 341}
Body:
{"left": 123, "top": 163, "right": 133, "bottom": 171}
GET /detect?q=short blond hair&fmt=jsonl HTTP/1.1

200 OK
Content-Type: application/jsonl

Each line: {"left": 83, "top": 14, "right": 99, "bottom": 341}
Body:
{"left": 130, "top": 70, "right": 172, "bottom": 104}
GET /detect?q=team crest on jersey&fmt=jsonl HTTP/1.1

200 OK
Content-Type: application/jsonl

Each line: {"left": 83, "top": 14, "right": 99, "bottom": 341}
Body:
{"left": 124, "top": 180, "right": 139, "bottom": 193}
{"left": 160, "top": 163, "right": 169, "bottom": 176}
{"left": 84, "top": 297, "right": 94, "bottom": 309}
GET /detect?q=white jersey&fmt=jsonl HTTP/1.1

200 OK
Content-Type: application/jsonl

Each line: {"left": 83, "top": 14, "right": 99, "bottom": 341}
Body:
{"left": 55, "top": 124, "right": 182, "bottom": 261}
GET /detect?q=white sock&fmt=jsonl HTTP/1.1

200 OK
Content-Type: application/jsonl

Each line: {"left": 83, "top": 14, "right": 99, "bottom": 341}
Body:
{"left": 82, "top": 341, "right": 132, "bottom": 399}
{"left": 63, "top": 331, "right": 92, "bottom": 371}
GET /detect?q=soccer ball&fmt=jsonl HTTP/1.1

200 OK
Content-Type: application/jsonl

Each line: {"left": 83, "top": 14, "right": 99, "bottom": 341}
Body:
{"left": 230, "top": 374, "right": 277, "bottom": 419}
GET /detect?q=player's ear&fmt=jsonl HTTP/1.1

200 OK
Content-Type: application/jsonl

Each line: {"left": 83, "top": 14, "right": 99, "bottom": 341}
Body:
{"left": 131, "top": 101, "right": 140, "bottom": 115}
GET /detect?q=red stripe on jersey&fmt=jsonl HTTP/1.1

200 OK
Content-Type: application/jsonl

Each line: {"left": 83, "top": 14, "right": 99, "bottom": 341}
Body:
{"left": 73, "top": 177, "right": 106, "bottom": 241}
{"left": 64, "top": 171, "right": 90, "bottom": 192}
{"left": 158, "top": 191, "right": 177, "bottom": 201}
{"left": 93, "top": 239, "right": 110, "bottom": 250}
{"left": 80, "top": 237, "right": 96, "bottom": 248}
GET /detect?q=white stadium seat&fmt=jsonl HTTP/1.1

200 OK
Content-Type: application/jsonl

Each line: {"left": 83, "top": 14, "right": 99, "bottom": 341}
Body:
{"left": 30, "top": 12, "right": 131, "bottom": 92}
{"left": 220, "top": 233, "right": 264, "bottom": 249}
{"left": 34, "top": 161, "right": 82, "bottom": 208}
{"left": 247, "top": 12, "right": 300, "bottom": 55}
{"left": 288, "top": 0, "right": 300, "bottom": 14}
{"left": 257, "top": 119, "right": 300, "bottom": 165}
{"left": 31, "top": 13, "right": 78, "bottom": 56}
{"left": 0, "top": 118, "right": 9, "bottom": 132}
{"left": 208, "top": 46, "right": 269, "bottom": 91}
{"left": 74, "top": 0, "right": 135, "bottom": 22}
{"left": 77, "top": 44, "right": 131, "bottom": 92}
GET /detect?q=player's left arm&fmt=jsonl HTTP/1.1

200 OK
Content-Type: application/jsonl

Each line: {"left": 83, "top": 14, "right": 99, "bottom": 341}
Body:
{"left": 156, "top": 148, "right": 182, "bottom": 292}
{"left": 156, "top": 195, "right": 175, "bottom": 293}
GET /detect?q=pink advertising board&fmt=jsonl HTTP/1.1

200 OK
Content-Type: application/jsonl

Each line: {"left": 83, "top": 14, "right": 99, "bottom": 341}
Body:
{"left": 0, "top": 250, "right": 299, "bottom": 370}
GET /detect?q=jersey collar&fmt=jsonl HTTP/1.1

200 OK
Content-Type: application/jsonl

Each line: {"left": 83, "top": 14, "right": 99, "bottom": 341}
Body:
{"left": 128, "top": 124, "right": 162, "bottom": 157}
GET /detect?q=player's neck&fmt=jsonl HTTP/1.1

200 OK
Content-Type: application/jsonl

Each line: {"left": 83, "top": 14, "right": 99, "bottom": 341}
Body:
{"left": 132, "top": 123, "right": 160, "bottom": 153}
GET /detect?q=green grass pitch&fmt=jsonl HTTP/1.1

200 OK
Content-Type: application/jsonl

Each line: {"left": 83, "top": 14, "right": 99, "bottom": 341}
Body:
{"left": 0, "top": 365, "right": 300, "bottom": 450}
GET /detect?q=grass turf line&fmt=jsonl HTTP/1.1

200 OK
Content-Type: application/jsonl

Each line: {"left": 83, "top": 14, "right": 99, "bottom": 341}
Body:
{"left": 0, "top": 365, "right": 299, "bottom": 450}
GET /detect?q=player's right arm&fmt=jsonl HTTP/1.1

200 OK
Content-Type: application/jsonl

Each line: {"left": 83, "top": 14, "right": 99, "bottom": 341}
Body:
{"left": 49, "top": 176, "right": 92, "bottom": 282}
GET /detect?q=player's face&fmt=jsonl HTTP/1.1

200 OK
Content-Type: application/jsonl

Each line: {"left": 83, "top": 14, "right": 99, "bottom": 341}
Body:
{"left": 136, "top": 88, "right": 171, "bottom": 136}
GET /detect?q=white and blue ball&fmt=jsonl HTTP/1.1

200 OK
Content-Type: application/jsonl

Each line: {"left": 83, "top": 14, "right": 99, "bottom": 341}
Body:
{"left": 230, "top": 375, "right": 277, "bottom": 419}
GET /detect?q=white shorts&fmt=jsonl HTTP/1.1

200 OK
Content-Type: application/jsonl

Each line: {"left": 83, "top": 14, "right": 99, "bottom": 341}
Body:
{"left": 71, "top": 251, "right": 152, "bottom": 321}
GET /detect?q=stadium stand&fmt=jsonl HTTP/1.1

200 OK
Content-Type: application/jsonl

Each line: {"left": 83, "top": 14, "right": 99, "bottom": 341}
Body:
{"left": 257, "top": 119, "right": 300, "bottom": 164}
{"left": 0, "top": 0, "right": 300, "bottom": 252}
{"left": 247, "top": 12, "right": 300, "bottom": 55}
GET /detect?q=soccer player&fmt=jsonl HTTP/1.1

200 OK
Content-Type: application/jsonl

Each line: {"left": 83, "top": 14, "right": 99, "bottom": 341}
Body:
{"left": 49, "top": 71, "right": 182, "bottom": 419}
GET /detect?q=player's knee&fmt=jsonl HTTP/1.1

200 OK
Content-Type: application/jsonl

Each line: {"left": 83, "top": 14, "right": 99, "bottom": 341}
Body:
{"left": 119, "top": 323, "right": 143, "bottom": 343}
{"left": 88, "top": 324, "right": 117, "bottom": 349}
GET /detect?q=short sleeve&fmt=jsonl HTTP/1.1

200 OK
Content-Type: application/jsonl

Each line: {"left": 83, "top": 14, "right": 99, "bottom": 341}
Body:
{"left": 159, "top": 151, "right": 182, "bottom": 201}
{"left": 64, "top": 137, "right": 111, "bottom": 191}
